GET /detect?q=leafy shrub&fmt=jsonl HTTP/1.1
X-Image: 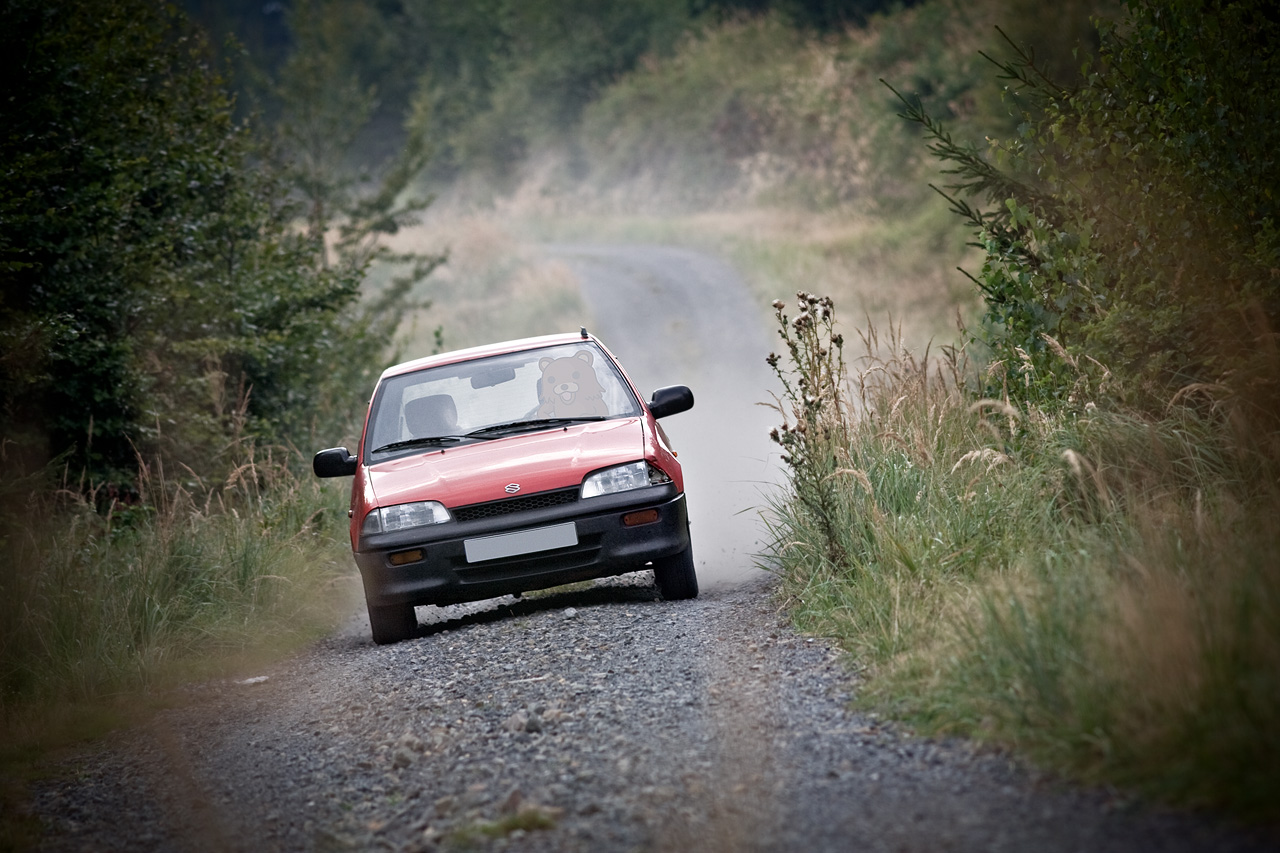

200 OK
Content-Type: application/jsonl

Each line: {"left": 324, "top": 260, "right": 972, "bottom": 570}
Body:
{"left": 764, "top": 299, "right": 1280, "bottom": 820}
{"left": 895, "top": 0, "right": 1280, "bottom": 415}
{"left": 579, "top": 4, "right": 998, "bottom": 211}
{"left": 0, "top": 0, "right": 437, "bottom": 491}
{"left": 0, "top": 446, "right": 354, "bottom": 714}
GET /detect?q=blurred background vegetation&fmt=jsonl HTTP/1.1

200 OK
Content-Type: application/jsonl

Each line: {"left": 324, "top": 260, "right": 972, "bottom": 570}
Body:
{"left": 2, "top": 0, "right": 1276, "bottom": 831}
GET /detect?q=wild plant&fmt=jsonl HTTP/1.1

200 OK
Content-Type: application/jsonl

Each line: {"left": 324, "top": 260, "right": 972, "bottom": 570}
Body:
{"left": 765, "top": 291, "right": 849, "bottom": 568}
{"left": 763, "top": 289, "right": 1280, "bottom": 821}
{"left": 0, "top": 438, "right": 354, "bottom": 730}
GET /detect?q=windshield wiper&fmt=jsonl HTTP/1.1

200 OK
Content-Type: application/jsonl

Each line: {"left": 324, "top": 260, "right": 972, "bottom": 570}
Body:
{"left": 372, "top": 435, "right": 471, "bottom": 453}
{"left": 465, "top": 416, "right": 606, "bottom": 437}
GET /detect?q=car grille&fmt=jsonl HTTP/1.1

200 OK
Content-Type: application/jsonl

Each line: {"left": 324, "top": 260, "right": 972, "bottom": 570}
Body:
{"left": 452, "top": 487, "right": 579, "bottom": 522}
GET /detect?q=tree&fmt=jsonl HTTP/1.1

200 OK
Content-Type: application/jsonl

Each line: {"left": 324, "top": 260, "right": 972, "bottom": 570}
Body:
{"left": 895, "top": 0, "right": 1280, "bottom": 415}
{"left": 401, "top": 0, "right": 694, "bottom": 180}
{"left": 0, "top": 0, "right": 426, "bottom": 488}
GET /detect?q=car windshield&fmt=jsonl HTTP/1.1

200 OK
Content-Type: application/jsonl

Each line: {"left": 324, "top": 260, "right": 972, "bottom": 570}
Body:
{"left": 364, "top": 341, "right": 643, "bottom": 456}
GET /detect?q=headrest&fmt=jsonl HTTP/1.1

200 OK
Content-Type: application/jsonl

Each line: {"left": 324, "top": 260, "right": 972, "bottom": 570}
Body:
{"left": 404, "top": 394, "right": 457, "bottom": 436}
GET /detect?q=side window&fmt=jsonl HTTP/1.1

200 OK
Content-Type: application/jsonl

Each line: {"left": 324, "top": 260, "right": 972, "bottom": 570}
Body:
{"left": 366, "top": 385, "right": 403, "bottom": 452}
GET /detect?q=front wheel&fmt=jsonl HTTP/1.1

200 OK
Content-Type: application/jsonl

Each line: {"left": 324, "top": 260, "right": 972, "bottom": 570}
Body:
{"left": 653, "top": 545, "right": 698, "bottom": 600}
{"left": 368, "top": 602, "right": 417, "bottom": 645}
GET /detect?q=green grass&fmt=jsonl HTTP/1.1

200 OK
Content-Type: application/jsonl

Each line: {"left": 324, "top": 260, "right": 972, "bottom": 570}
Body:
{"left": 377, "top": 213, "right": 592, "bottom": 355}
{"left": 444, "top": 806, "right": 559, "bottom": 848}
{"left": 763, "top": 296, "right": 1280, "bottom": 823}
{"left": 1, "top": 462, "right": 354, "bottom": 714}
{"left": 0, "top": 447, "right": 359, "bottom": 844}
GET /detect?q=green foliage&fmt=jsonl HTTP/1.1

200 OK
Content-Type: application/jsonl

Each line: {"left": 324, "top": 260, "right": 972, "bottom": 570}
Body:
{"left": 575, "top": 1, "right": 1015, "bottom": 212}
{"left": 1, "top": 0, "right": 230, "bottom": 476}
{"left": 0, "top": 0, "right": 433, "bottom": 489}
{"left": 765, "top": 303, "right": 1280, "bottom": 821}
{"left": 580, "top": 15, "right": 807, "bottom": 204}
{"left": 896, "top": 0, "right": 1280, "bottom": 414}
{"left": 373, "top": 0, "right": 696, "bottom": 181}
{"left": 0, "top": 449, "right": 354, "bottom": 715}
{"left": 698, "top": 0, "right": 923, "bottom": 32}
{"left": 267, "top": 0, "right": 445, "bottom": 440}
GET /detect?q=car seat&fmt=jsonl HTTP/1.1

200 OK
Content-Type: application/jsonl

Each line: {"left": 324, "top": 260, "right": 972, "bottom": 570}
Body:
{"left": 404, "top": 394, "right": 458, "bottom": 437}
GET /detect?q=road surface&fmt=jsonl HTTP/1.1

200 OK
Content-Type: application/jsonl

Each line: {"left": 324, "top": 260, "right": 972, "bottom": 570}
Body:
{"left": 26, "top": 245, "right": 1273, "bottom": 853}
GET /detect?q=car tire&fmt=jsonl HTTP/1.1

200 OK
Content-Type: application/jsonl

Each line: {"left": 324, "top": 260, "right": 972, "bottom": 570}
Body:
{"left": 653, "top": 544, "right": 698, "bottom": 600}
{"left": 368, "top": 602, "right": 417, "bottom": 645}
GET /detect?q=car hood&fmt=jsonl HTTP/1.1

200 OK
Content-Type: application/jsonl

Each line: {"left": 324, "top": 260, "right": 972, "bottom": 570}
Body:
{"left": 365, "top": 417, "right": 646, "bottom": 509}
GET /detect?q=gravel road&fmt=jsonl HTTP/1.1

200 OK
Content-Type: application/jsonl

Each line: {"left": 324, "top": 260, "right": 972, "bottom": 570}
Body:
{"left": 27, "top": 245, "right": 1277, "bottom": 852}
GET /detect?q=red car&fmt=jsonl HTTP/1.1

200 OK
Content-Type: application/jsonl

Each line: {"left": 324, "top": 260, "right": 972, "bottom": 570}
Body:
{"left": 314, "top": 330, "right": 697, "bottom": 644}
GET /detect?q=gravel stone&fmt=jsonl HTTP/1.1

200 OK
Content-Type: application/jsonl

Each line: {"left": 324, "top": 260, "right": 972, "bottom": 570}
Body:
{"left": 23, "top": 573, "right": 1279, "bottom": 853}
{"left": 22, "top": 244, "right": 1280, "bottom": 852}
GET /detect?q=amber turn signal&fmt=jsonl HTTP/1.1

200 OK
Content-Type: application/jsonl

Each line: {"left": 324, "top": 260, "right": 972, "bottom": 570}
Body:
{"left": 388, "top": 549, "right": 424, "bottom": 566}
{"left": 622, "top": 509, "right": 660, "bottom": 527}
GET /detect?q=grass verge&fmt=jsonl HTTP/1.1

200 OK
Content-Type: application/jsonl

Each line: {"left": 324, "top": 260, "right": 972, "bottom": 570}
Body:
{"left": 382, "top": 213, "right": 590, "bottom": 356}
{"left": 0, "top": 447, "right": 358, "bottom": 847}
{"left": 762, "top": 293, "right": 1280, "bottom": 824}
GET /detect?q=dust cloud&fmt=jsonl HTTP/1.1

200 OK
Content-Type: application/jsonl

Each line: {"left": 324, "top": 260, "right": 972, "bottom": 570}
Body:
{"left": 546, "top": 243, "right": 783, "bottom": 587}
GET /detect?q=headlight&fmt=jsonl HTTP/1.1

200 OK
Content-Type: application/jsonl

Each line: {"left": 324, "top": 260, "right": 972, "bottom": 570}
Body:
{"left": 361, "top": 501, "right": 451, "bottom": 535}
{"left": 581, "top": 461, "right": 671, "bottom": 499}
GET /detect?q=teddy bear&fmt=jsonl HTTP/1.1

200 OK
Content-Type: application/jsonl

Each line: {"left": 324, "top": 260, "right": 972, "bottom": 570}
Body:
{"left": 537, "top": 350, "right": 609, "bottom": 417}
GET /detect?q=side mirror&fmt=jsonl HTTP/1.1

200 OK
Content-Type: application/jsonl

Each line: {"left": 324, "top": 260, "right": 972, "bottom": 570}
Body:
{"left": 313, "top": 447, "right": 357, "bottom": 478}
{"left": 648, "top": 385, "right": 694, "bottom": 419}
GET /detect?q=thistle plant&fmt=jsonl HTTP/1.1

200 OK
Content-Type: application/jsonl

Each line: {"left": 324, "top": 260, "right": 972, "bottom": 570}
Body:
{"left": 766, "top": 291, "right": 850, "bottom": 567}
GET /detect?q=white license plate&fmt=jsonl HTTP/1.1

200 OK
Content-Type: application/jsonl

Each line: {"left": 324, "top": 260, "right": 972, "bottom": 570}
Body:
{"left": 464, "top": 522, "right": 578, "bottom": 563}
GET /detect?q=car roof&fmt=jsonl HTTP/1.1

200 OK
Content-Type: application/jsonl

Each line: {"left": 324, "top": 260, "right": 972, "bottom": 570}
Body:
{"left": 378, "top": 331, "right": 598, "bottom": 380}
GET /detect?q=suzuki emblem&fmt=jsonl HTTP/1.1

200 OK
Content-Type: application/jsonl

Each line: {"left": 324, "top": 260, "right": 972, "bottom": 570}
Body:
{"left": 505, "top": 483, "right": 521, "bottom": 494}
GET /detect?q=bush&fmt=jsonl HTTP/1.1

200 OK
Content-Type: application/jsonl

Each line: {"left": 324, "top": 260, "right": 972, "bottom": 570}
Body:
{"left": 763, "top": 296, "right": 1280, "bottom": 821}
{"left": 895, "top": 0, "right": 1280, "bottom": 415}
{"left": 0, "top": 446, "right": 354, "bottom": 716}
{"left": 579, "top": 4, "right": 999, "bottom": 211}
{"left": 0, "top": 0, "right": 422, "bottom": 490}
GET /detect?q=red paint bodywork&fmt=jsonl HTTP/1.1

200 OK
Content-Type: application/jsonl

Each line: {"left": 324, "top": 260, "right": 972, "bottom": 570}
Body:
{"left": 345, "top": 333, "right": 682, "bottom": 549}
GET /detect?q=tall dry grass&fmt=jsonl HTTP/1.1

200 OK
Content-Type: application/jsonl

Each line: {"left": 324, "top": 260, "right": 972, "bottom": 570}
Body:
{"left": 763, "top": 293, "right": 1280, "bottom": 822}
{"left": 381, "top": 213, "right": 589, "bottom": 355}
{"left": 0, "top": 443, "right": 357, "bottom": 746}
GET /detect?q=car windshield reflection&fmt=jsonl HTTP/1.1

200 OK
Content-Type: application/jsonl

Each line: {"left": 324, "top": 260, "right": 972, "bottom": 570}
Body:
{"left": 364, "top": 342, "right": 641, "bottom": 458}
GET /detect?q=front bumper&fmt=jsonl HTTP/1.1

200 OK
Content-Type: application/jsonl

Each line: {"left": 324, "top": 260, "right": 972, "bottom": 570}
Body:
{"left": 354, "top": 485, "right": 689, "bottom": 608}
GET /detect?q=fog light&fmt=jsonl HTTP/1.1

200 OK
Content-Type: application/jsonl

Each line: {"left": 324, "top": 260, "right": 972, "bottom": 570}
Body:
{"left": 388, "top": 549, "right": 424, "bottom": 566}
{"left": 623, "top": 509, "right": 660, "bottom": 527}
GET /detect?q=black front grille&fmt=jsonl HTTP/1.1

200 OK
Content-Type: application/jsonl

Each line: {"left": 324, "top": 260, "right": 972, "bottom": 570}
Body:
{"left": 452, "top": 487, "right": 579, "bottom": 522}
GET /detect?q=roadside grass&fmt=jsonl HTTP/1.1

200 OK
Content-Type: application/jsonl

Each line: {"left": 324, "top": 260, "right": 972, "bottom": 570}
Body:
{"left": 0, "top": 447, "right": 358, "bottom": 843}
{"left": 762, "top": 294, "right": 1280, "bottom": 823}
{"left": 382, "top": 214, "right": 590, "bottom": 356}
{"left": 400, "top": 0, "right": 999, "bottom": 359}
{"left": 485, "top": 201, "right": 976, "bottom": 361}
{"left": 443, "top": 806, "right": 558, "bottom": 848}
